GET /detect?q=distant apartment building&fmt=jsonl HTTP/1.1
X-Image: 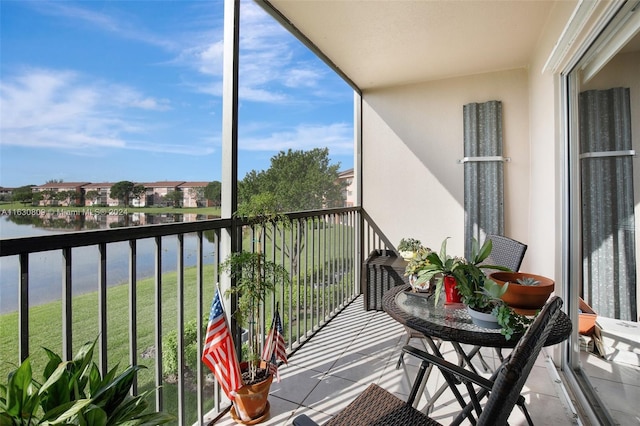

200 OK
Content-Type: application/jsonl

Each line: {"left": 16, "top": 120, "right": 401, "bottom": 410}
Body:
{"left": 178, "top": 181, "right": 210, "bottom": 207}
{"left": 33, "top": 182, "right": 90, "bottom": 206}
{"left": 22, "top": 180, "right": 216, "bottom": 208}
{"left": 0, "top": 187, "right": 14, "bottom": 200}
{"left": 82, "top": 183, "right": 118, "bottom": 206}
{"left": 141, "top": 181, "right": 184, "bottom": 207}
{"left": 337, "top": 168, "right": 355, "bottom": 207}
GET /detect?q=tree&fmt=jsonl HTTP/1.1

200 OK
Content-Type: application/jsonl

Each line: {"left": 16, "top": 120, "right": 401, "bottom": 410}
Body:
{"left": 204, "top": 181, "right": 221, "bottom": 207}
{"left": 238, "top": 148, "right": 347, "bottom": 274}
{"left": 165, "top": 189, "right": 183, "bottom": 207}
{"left": 39, "top": 189, "right": 55, "bottom": 206}
{"left": 238, "top": 148, "right": 345, "bottom": 212}
{"left": 12, "top": 186, "right": 35, "bottom": 205}
{"left": 56, "top": 190, "right": 79, "bottom": 206}
{"left": 131, "top": 184, "right": 147, "bottom": 205}
{"left": 188, "top": 187, "right": 206, "bottom": 207}
{"left": 110, "top": 181, "right": 135, "bottom": 206}
{"left": 32, "top": 191, "right": 43, "bottom": 205}
{"left": 85, "top": 190, "right": 100, "bottom": 205}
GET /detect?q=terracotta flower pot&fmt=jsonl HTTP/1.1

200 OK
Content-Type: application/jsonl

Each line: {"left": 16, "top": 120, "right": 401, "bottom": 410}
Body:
{"left": 489, "top": 271, "right": 554, "bottom": 314}
{"left": 231, "top": 362, "right": 273, "bottom": 424}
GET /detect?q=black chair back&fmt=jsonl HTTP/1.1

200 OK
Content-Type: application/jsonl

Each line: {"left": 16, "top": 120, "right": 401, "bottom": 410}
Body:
{"left": 477, "top": 296, "right": 564, "bottom": 425}
{"left": 483, "top": 234, "right": 527, "bottom": 272}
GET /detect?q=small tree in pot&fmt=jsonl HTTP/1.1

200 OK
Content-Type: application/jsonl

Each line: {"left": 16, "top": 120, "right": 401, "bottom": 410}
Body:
{"left": 218, "top": 193, "right": 290, "bottom": 422}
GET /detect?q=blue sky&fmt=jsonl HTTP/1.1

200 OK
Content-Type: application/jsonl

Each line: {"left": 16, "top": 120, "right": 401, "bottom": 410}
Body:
{"left": 0, "top": 0, "right": 354, "bottom": 188}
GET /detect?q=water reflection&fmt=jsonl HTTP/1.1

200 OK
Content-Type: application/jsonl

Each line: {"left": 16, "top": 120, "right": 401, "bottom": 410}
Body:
{"left": 0, "top": 212, "right": 219, "bottom": 314}
{"left": 3, "top": 209, "right": 217, "bottom": 233}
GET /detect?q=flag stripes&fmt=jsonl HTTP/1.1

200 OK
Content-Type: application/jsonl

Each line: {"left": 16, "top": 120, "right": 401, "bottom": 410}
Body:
{"left": 202, "top": 289, "right": 243, "bottom": 400}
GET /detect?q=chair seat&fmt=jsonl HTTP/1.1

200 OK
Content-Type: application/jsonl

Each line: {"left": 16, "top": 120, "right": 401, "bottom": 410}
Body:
{"left": 324, "top": 383, "right": 441, "bottom": 426}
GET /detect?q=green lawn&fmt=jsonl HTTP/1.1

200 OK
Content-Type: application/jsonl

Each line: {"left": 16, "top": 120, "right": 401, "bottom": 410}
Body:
{"left": 0, "top": 264, "right": 217, "bottom": 425}
{"left": 0, "top": 218, "right": 355, "bottom": 423}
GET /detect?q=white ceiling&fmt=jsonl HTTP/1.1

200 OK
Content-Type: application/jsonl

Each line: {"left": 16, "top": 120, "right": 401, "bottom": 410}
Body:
{"left": 265, "top": 0, "right": 564, "bottom": 90}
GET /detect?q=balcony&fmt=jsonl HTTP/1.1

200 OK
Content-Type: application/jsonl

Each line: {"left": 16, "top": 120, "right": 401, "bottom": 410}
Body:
{"left": 1, "top": 207, "right": 587, "bottom": 425}
{"left": 0, "top": 208, "right": 365, "bottom": 424}
{"left": 215, "top": 296, "right": 578, "bottom": 425}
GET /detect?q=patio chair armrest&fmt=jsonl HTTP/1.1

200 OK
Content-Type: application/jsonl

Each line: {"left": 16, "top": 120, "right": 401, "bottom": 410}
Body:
{"left": 402, "top": 345, "right": 494, "bottom": 391}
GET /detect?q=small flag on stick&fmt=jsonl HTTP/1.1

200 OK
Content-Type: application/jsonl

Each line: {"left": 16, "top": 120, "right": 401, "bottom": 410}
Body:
{"left": 261, "top": 305, "right": 288, "bottom": 382}
{"left": 202, "top": 287, "right": 243, "bottom": 400}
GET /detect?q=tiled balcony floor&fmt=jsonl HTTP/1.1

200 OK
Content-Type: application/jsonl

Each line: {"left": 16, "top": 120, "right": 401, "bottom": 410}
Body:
{"left": 216, "top": 296, "right": 578, "bottom": 425}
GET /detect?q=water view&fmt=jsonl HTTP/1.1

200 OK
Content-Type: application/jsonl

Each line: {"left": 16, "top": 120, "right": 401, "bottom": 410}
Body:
{"left": 0, "top": 212, "right": 218, "bottom": 314}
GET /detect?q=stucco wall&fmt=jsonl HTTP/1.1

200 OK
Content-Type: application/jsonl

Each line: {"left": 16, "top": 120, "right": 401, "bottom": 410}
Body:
{"left": 360, "top": 1, "right": 576, "bottom": 276}
{"left": 361, "top": 69, "right": 529, "bottom": 257}
{"left": 526, "top": 0, "right": 578, "bottom": 282}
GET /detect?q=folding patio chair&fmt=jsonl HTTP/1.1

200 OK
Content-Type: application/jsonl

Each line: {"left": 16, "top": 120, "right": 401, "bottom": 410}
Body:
{"left": 293, "top": 296, "right": 564, "bottom": 426}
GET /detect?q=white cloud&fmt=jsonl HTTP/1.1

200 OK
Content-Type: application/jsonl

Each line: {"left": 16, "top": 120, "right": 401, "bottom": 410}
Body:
{"left": 0, "top": 68, "right": 175, "bottom": 152}
{"left": 29, "top": 1, "right": 336, "bottom": 105}
{"left": 172, "top": 1, "right": 331, "bottom": 103}
{"left": 283, "top": 67, "right": 325, "bottom": 89}
{"left": 126, "top": 140, "right": 216, "bottom": 156}
{"left": 241, "top": 123, "right": 353, "bottom": 154}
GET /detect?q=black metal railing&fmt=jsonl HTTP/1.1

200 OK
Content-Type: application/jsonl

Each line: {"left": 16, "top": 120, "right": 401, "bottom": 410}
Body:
{"left": 0, "top": 206, "right": 395, "bottom": 424}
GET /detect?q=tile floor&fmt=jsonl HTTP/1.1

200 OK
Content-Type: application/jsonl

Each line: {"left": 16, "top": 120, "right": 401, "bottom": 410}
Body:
{"left": 215, "top": 296, "right": 579, "bottom": 425}
{"left": 580, "top": 351, "right": 640, "bottom": 424}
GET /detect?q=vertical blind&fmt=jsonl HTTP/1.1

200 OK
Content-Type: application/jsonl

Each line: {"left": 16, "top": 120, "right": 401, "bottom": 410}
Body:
{"left": 463, "top": 100, "right": 504, "bottom": 260}
{"left": 579, "top": 87, "right": 637, "bottom": 321}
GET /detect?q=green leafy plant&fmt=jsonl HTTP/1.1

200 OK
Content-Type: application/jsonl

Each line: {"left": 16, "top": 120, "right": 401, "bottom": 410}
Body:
{"left": 455, "top": 238, "right": 508, "bottom": 308}
{"left": 492, "top": 303, "right": 535, "bottom": 341}
{"left": 163, "top": 316, "right": 206, "bottom": 376}
{"left": 397, "top": 238, "right": 422, "bottom": 252}
{"left": 220, "top": 193, "right": 291, "bottom": 384}
{"left": 0, "top": 338, "right": 174, "bottom": 425}
{"left": 404, "top": 238, "right": 468, "bottom": 303}
{"left": 516, "top": 277, "right": 540, "bottom": 286}
{"left": 404, "top": 246, "right": 432, "bottom": 276}
{"left": 450, "top": 238, "right": 533, "bottom": 340}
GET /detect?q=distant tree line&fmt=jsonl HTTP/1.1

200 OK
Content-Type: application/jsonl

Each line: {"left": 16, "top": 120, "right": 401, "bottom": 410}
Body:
{"left": 5, "top": 148, "right": 345, "bottom": 210}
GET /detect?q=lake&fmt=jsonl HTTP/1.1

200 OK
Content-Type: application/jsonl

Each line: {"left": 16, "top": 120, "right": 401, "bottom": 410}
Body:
{"left": 0, "top": 212, "right": 218, "bottom": 314}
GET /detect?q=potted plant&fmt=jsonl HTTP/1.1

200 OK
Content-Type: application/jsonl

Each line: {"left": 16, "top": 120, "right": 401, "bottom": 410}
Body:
{"left": 456, "top": 239, "right": 534, "bottom": 340}
{"left": 489, "top": 271, "right": 555, "bottom": 314}
{"left": 0, "top": 338, "right": 174, "bottom": 425}
{"left": 405, "top": 238, "right": 466, "bottom": 303}
{"left": 397, "top": 237, "right": 423, "bottom": 260}
{"left": 219, "top": 194, "right": 290, "bottom": 423}
{"left": 404, "top": 246, "right": 433, "bottom": 292}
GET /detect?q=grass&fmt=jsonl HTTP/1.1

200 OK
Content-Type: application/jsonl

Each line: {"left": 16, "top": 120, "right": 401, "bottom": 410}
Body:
{"left": 0, "top": 216, "right": 356, "bottom": 423}
{"left": 0, "top": 264, "right": 217, "bottom": 425}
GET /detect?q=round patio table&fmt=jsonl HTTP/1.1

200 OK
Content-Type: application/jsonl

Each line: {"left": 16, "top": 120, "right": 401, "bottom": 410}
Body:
{"left": 383, "top": 284, "right": 572, "bottom": 348}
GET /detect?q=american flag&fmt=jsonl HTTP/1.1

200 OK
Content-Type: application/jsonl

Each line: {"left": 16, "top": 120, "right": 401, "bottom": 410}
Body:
{"left": 202, "top": 288, "right": 243, "bottom": 400}
{"left": 261, "top": 307, "right": 288, "bottom": 382}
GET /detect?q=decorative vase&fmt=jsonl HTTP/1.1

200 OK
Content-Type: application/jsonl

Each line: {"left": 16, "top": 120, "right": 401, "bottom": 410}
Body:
{"left": 444, "top": 275, "right": 462, "bottom": 303}
{"left": 409, "top": 274, "right": 430, "bottom": 292}
{"left": 399, "top": 250, "right": 415, "bottom": 260}
{"left": 489, "top": 271, "right": 554, "bottom": 314}
{"left": 231, "top": 362, "right": 273, "bottom": 424}
{"left": 466, "top": 306, "right": 501, "bottom": 329}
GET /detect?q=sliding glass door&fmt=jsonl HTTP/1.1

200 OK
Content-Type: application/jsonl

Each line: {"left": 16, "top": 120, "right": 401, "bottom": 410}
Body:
{"left": 566, "top": 2, "right": 640, "bottom": 424}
